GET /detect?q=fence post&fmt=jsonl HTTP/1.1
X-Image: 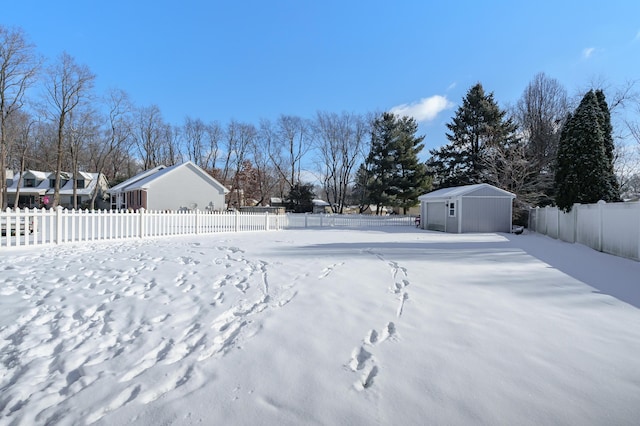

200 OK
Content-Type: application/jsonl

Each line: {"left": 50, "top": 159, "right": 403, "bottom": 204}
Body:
{"left": 265, "top": 212, "right": 270, "bottom": 231}
{"left": 195, "top": 209, "right": 200, "bottom": 235}
{"left": 55, "top": 206, "right": 63, "bottom": 244}
{"left": 597, "top": 200, "right": 605, "bottom": 252}
{"left": 234, "top": 210, "right": 239, "bottom": 232}
{"left": 139, "top": 208, "right": 146, "bottom": 239}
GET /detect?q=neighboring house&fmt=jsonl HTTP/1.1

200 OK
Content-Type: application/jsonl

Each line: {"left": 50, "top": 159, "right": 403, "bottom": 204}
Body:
{"left": 312, "top": 199, "right": 331, "bottom": 214}
{"left": 107, "top": 161, "right": 229, "bottom": 211}
{"left": 6, "top": 170, "right": 109, "bottom": 209}
{"left": 418, "top": 183, "right": 515, "bottom": 233}
{"left": 361, "top": 205, "right": 389, "bottom": 215}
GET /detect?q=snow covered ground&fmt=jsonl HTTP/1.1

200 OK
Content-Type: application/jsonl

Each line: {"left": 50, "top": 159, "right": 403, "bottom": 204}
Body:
{"left": 1, "top": 228, "right": 640, "bottom": 425}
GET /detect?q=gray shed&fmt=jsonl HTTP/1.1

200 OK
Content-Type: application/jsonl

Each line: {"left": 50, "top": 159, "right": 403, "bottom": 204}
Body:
{"left": 418, "top": 183, "right": 515, "bottom": 233}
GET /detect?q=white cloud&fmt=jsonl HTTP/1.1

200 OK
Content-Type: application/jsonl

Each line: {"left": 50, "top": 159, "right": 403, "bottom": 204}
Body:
{"left": 390, "top": 95, "right": 454, "bottom": 123}
{"left": 447, "top": 82, "right": 457, "bottom": 91}
{"left": 582, "top": 47, "right": 596, "bottom": 59}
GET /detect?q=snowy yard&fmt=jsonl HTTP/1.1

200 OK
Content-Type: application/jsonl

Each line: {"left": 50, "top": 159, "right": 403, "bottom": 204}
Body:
{"left": 1, "top": 228, "right": 640, "bottom": 425}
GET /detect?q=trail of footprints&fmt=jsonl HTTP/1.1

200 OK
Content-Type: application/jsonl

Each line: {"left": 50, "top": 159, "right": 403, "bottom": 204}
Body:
{"left": 0, "top": 243, "right": 301, "bottom": 425}
{"left": 347, "top": 250, "right": 410, "bottom": 391}
{"left": 348, "top": 322, "right": 396, "bottom": 391}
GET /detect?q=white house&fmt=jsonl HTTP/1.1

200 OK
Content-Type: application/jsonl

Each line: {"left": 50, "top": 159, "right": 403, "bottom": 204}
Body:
{"left": 418, "top": 183, "right": 515, "bottom": 233}
{"left": 6, "top": 170, "right": 109, "bottom": 209}
{"left": 108, "top": 161, "right": 229, "bottom": 211}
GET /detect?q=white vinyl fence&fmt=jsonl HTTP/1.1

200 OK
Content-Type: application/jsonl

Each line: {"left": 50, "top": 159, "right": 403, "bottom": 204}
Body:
{"left": 1, "top": 209, "right": 417, "bottom": 250}
{"left": 529, "top": 201, "right": 640, "bottom": 261}
{"left": 1, "top": 207, "right": 285, "bottom": 249}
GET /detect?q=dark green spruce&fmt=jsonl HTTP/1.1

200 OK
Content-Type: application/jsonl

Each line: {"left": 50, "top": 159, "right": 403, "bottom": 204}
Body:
{"left": 362, "top": 112, "right": 431, "bottom": 214}
{"left": 554, "top": 90, "right": 620, "bottom": 212}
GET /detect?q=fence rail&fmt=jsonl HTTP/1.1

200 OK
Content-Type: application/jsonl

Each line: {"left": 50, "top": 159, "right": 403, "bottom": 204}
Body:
{"left": 1, "top": 209, "right": 416, "bottom": 250}
{"left": 529, "top": 201, "right": 640, "bottom": 261}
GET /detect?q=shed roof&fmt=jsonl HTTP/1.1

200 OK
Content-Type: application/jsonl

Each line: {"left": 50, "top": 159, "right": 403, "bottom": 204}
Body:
{"left": 418, "top": 183, "right": 515, "bottom": 201}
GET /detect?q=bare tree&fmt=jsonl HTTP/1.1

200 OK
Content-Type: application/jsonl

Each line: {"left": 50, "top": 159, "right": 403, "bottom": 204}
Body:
{"left": 266, "top": 115, "right": 312, "bottom": 190}
{"left": 43, "top": 51, "right": 95, "bottom": 208}
{"left": 223, "top": 120, "right": 256, "bottom": 207}
{"left": 314, "top": 111, "right": 368, "bottom": 213}
{"left": 250, "top": 122, "right": 281, "bottom": 205}
{"left": 0, "top": 25, "right": 40, "bottom": 208}
{"left": 514, "top": 72, "right": 569, "bottom": 205}
{"left": 182, "top": 117, "right": 224, "bottom": 174}
{"left": 86, "top": 88, "right": 133, "bottom": 208}
{"left": 133, "top": 104, "right": 167, "bottom": 170}
{"left": 6, "top": 110, "right": 37, "bottom": 207}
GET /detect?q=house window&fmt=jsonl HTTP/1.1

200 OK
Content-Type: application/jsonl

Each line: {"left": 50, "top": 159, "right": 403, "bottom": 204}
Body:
{"left": 24, "top": 178, "right": 36, "bottom": 188}
{"left": 50, "top": 179, "right": 56, "bottom": 188}
{"left": 76, "top": 179, "right": 85, "bottom": 189}
{"left": 448, "top": 201, "right": 456, "bottom": 217}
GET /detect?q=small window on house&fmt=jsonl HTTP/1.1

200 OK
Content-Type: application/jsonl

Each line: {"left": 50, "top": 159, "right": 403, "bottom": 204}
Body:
{"left": 50, "top": 179, "right": 56, "bottom": 188}
{"left": 76, "top": 179, "right": 85, "bottom": 189}
{"left": 448, "top": 201, "right": 456, "bottom": 217}
{"left": 25, "top": 178, "right": 36, "bottom": 188}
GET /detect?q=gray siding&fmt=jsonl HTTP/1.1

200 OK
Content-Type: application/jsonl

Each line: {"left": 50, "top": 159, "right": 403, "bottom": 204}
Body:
{"left": 425, "top": 202, "right": 446, "bottom": 231}
{"left": 147, "top": 166, "right": 226, "bottom": 211}
{"left": 461, "top": 197, "right": 512, "bottom": 233}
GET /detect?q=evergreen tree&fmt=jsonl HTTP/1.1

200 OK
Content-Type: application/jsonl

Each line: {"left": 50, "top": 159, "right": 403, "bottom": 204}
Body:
{"left": 427, "top": 83, "right": 518, "bottom": 188}
{"left": 594, "top": 90, "right": 620, "bottom": 199}
{"left": 554, "top": 90, "right": 620, "bottom": 212}
{"left": 363, "top": 112, "right": 430, "bottom": 214}
{"left": 390, "top": 117, "right": 431, "bottom": 213}
{"left": 286, "top": 182, "right": 315, "bottom": 213}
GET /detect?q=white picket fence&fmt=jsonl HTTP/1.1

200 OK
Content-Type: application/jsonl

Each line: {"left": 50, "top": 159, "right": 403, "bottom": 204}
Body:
{"left": 285, "top": 213, "right": 416, "bottom": 228}
{"left": 529, "top": 201, "right": 640, "bottom": 261}
{"left": 0, "top": 209, "right": 417, "bottom": 250}
{"left": 1, "top": 207, "right": 285, "bottom": 249}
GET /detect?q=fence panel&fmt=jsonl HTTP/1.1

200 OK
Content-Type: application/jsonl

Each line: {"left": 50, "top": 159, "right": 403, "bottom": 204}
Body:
{"left": 576, "top": 204, "right": 602, "bottom": 251}
{"left": 530, "top": 201, "right": 640, "bottom": 261}
{"left": 601, "top": 203, "right": 640, "bottom": 260}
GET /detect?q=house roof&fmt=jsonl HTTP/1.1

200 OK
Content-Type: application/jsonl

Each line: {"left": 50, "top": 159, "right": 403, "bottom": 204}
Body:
{"left": 108, "top": 162, "right": 229, "bottom": 194}
{"left": 107, "top": 165, "right": 166, "bottom": 193}
{"left": 418, "top": 183, "right": 515, "bottom": 201}
{"left": 7, "top": 171, "right": 106, "bottom": 196}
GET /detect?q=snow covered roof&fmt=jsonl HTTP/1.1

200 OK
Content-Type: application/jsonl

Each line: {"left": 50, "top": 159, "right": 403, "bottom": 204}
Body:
{"left": 107, "top": 165, "right": 166, "bottom": 194}
{"left": 7, "top": 170, "right": 104, "bottom": 196}
{"left": 418, "top": 183, "right": 515, "bottom": 201}
{"left": 312, "top": 199, "right": 330, "bottom": 206}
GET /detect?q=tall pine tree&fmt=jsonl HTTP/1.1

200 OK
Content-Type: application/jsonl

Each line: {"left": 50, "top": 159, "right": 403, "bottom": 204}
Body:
{"left": 363, "top": 112, "right": 430, "bottom": 214}
{"left": 554, "top": 90, "right": 620, "bottom": 212}
{"left": 427, "top": 83, "right": 518, "bottom": 188}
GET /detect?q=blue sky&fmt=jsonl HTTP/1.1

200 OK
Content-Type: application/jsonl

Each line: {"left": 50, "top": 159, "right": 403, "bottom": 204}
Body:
{"left": 3, "top": 1, "right": 640, "bottom": 152}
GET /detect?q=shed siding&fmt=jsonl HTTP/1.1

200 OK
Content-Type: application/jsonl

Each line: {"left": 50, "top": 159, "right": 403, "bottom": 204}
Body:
{"left": 461, "top": 197, "right": 512, "bottom": 233}
{"left": 426, "top": 202, "right": 446, "bottom": 231}
{"left": 147, "top": 166, "right": 225, "bottom": 211}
